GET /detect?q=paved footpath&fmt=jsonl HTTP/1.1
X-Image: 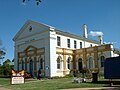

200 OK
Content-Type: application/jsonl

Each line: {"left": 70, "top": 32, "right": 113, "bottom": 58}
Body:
{"left": 64, "top": 87, "right": 120, "bottom": 90}
{"left": 0, "top": 87, "right": 11, "bottom": 90}
{"left": 0, "top": 87, "right": 120, "bottom": 90}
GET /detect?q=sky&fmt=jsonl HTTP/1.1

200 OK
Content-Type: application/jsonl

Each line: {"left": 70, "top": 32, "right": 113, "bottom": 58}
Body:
{"left": 0, "top": 0, "right": 120, "bottom": 63}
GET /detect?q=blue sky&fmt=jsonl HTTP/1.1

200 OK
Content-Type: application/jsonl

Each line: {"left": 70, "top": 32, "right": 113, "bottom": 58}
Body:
{"left": 0, "top": 0, "right": 120, "bottom": 62}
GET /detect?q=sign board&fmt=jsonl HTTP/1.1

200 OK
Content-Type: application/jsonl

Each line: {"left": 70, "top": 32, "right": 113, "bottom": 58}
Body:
{"left": 11, "top": 70, "right": 25, "bottom": 84}
{"left": 104, "top": 56, "right": 120, "bottom": 79}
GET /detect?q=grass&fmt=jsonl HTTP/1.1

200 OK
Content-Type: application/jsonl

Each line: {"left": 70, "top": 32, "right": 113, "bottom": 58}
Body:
{"left": 0, "top": 77, "right": 112, "bottom": 90}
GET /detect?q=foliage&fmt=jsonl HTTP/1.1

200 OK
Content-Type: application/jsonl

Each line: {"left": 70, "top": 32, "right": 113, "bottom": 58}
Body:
{"left": 114, "top": 48, "right": 120, "bottom": 55}
{"left": 0, "top": 59, "right": 12, "bottom": 76}
{"left": 0, "top": 50, "right": 6, "bottom": 65}
{"left": 22, "top": 0, "right": 42, "bottom": 6}
{"left": 0, "top": 39, "right": 6, "bottom": 66}
{"left": 64, "top": 74, "right": 74, "bottom": 78}
{"left": 0, "top": 65, "right": 4, "bottom": 75}
{"left": 0, "top": 51, "right": 5, "bottom": 58}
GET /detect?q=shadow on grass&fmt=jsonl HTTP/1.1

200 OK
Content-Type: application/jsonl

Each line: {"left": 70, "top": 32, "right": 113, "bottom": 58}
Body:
{"left": 87, "top": 81, "right": 120, "bottom": 90}
{"left": 98, "top": 81, "right": 120, "bottom": 84}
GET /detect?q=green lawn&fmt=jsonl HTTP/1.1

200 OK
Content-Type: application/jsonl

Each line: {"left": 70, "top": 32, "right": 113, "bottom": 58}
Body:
{"left": 0, "top": 77, "right": 109, "bottom": 90}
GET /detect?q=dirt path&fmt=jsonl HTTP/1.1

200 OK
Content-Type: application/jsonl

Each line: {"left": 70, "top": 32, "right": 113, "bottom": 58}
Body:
{"left": 64, "top": 87, "right": 120, "bottom": 90}
{"left": 0, "top": 85, "right": 10, "bottom": 90}
{"left": 0, "top": 87, "right": 11, "bottom": 90}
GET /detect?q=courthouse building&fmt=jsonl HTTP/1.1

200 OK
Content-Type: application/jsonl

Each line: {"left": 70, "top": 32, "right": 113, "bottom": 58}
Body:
{"left": 13, "top": 20, "right": 117, "bottom": 77}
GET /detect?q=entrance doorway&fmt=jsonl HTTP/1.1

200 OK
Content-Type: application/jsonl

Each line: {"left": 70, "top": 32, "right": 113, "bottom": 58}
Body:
{"left": 29, "top": 59, "right": 33, "bottom": 76}
{"left": 78, "top": 58, "right": 82, "bottom": 72}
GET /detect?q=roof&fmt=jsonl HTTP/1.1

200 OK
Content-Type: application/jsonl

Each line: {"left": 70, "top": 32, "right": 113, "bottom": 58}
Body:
{"left": 55, "top": 29, "right": 100, "bottom": 44}
{"left": 13, "top": 19, "right": 100, "bottom": 44}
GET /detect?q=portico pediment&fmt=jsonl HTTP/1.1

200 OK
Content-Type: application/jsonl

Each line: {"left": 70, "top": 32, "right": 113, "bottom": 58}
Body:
{"left": 24, "top": 45, "right": 37, "bottom": 51}
{"left": 13, "top": 20, "right": 52, "bottom": 41}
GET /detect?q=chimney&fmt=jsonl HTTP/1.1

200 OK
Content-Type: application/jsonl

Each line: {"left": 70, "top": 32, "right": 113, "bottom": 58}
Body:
{"left": 98, "top": 35, "right": 103, "bottom": 44}
{"left": 83, "top": 24, "right": 88, "bottom": 38}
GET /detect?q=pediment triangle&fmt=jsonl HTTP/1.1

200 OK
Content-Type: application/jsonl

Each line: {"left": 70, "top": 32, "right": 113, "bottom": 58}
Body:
{"left": 13, "top": 20, "right": 51, "bottom": 41}
{"left": 25, "top": 45, "right": 37, "bottom": 51}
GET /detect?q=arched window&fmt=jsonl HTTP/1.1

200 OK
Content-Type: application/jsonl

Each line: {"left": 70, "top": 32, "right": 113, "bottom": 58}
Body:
{"left": 39, "top": 58, "right": 43, "bottom": 69}
{"left": 88, "top": 57, "right": 94, "bottom": 69}
{"left": 22, "top": 59, "right": 24, "bottom": 70}
{"left": 67, "top": 57, "right": 71, "bottom": 69}
{"left": 57, "top": 57, "right": 61, "bottom": 69}
{"left": 100, "top": 56, "right": 105, "bottom": 67}
{"left": 78, "top": 58, "right": 82, "bottom": 71}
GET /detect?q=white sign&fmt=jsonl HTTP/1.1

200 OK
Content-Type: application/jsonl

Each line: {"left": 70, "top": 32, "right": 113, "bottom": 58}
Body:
{"left": 11, "top": 77, "right": 24, "bottom": 84}
{"left": 11, "top": 70, "right": 25, "bottom": 84}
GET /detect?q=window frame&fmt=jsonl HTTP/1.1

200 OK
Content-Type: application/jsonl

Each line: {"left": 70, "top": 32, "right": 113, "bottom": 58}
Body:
{"left": 39, "top": 58, "right": 43, "bottom": 69}
{"left": 57, "top": 36, "right": 61, "bottom": 46}
{"left": 88, "top": 57, "right": 94, "bottom": 69}
{"left": 67, "top": 39, "right": 70, "bottom": 48}
{"left": 57, "top": 57, "right": 61, "bottom": 69}
{"left": 74, "top": 40, "right": 77, "bottom": 48}
{"left": 100, "top": 56, "right": 105, "bottom": 68}
{"left": 22, "top": 59, "right": 24, "bottom": 70}
{"left": 80, "top": 42, "right": 82, "bottom": 48}
{"left": 67, "top": 57, "right": 71, "bottom": 69}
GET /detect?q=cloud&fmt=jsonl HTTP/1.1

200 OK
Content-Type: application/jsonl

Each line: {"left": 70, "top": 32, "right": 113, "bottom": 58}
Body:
{"left": 89, "top": 31, "right": 103, "bottom": 36}
{"left": 104, "top": 41, "right": 117, "bottom": 44}
{"left": 21, "top": 2, "right": 26, "bottom": 6}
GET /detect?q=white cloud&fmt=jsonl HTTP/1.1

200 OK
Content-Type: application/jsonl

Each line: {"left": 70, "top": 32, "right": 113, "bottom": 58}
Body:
{"left": 104, "top": 41, "right": 117, "bottom": 44}
{"left": 22, "top": 2, "right": 26, "bottom": 6}
{"left": 89, "top": 31, "right": 103, "bottom": 36}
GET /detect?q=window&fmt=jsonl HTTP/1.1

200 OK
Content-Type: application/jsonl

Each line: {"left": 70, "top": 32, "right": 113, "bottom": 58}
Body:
{"left": 90, "top": 44, "right": 92, "bottom": 47}
{"left": 40, "top": 58, "right": 43, "bottom": 69}
{"left": 29, "top": 26, "right": 32, "bottom": 32}
{"left": 78, "top": 58, "right": 82, "bottom": 71}
{"left": 22, "top": 59, "right": 24, "bottom": 70}
{"left": 57, "top": 57, "right": 61, "bottom": 69}
{"left": 88, "top": 57, "right": 94, "bottom": 69}
{"left": 74, "top": 40, "right": 77, "bottom": 48}
{"left": 80, "top": 42, "right": 82, "bottom": 48}
{"left": 57, "top": 36, "right": 61, "bottom": 46}
{"left": 25, "top": 58, "right": 27, "bottom": 71}
{"left": 67, "top": 39, "right": 70, "bottom": 48}
{"left": 67, "top": 57, "right": 71, "bottom": 69}
{"left": 100, "top": 56, "right": 105, "bottom": 67}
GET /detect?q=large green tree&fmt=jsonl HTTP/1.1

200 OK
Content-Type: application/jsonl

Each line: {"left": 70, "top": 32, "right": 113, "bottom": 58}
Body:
{"left": 0, "top": 59, "right": 12, "bottom": 75}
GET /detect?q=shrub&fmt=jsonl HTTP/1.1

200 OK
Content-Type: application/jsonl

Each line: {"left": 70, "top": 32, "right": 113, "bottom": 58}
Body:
{"left": 64, "top": 74, "right": 73, "bottom": 78}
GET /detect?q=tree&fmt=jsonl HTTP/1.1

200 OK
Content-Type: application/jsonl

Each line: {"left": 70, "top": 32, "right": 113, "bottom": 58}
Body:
{"left": 114, "top": 48, "right": 120, "bottom": 56}
{"left": 0, "top": 40, "right": 6, "bottom": 65}
{"left": 2, "top": 59, "right": 12, "bottom": 75}
{"left": 0, "top": 51, "right": 5, "bottom": 59}
{"left": 0, "top": 50, "right": 6, "bottom": 65}
{"left": 0, "top": 59, "right": 13, "bottom": 76}
{"left": 0, "top": 39, "right": 7, "bottom": 75}
{"left": 22, "top": 0, "right": 42, "bottom": 6}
